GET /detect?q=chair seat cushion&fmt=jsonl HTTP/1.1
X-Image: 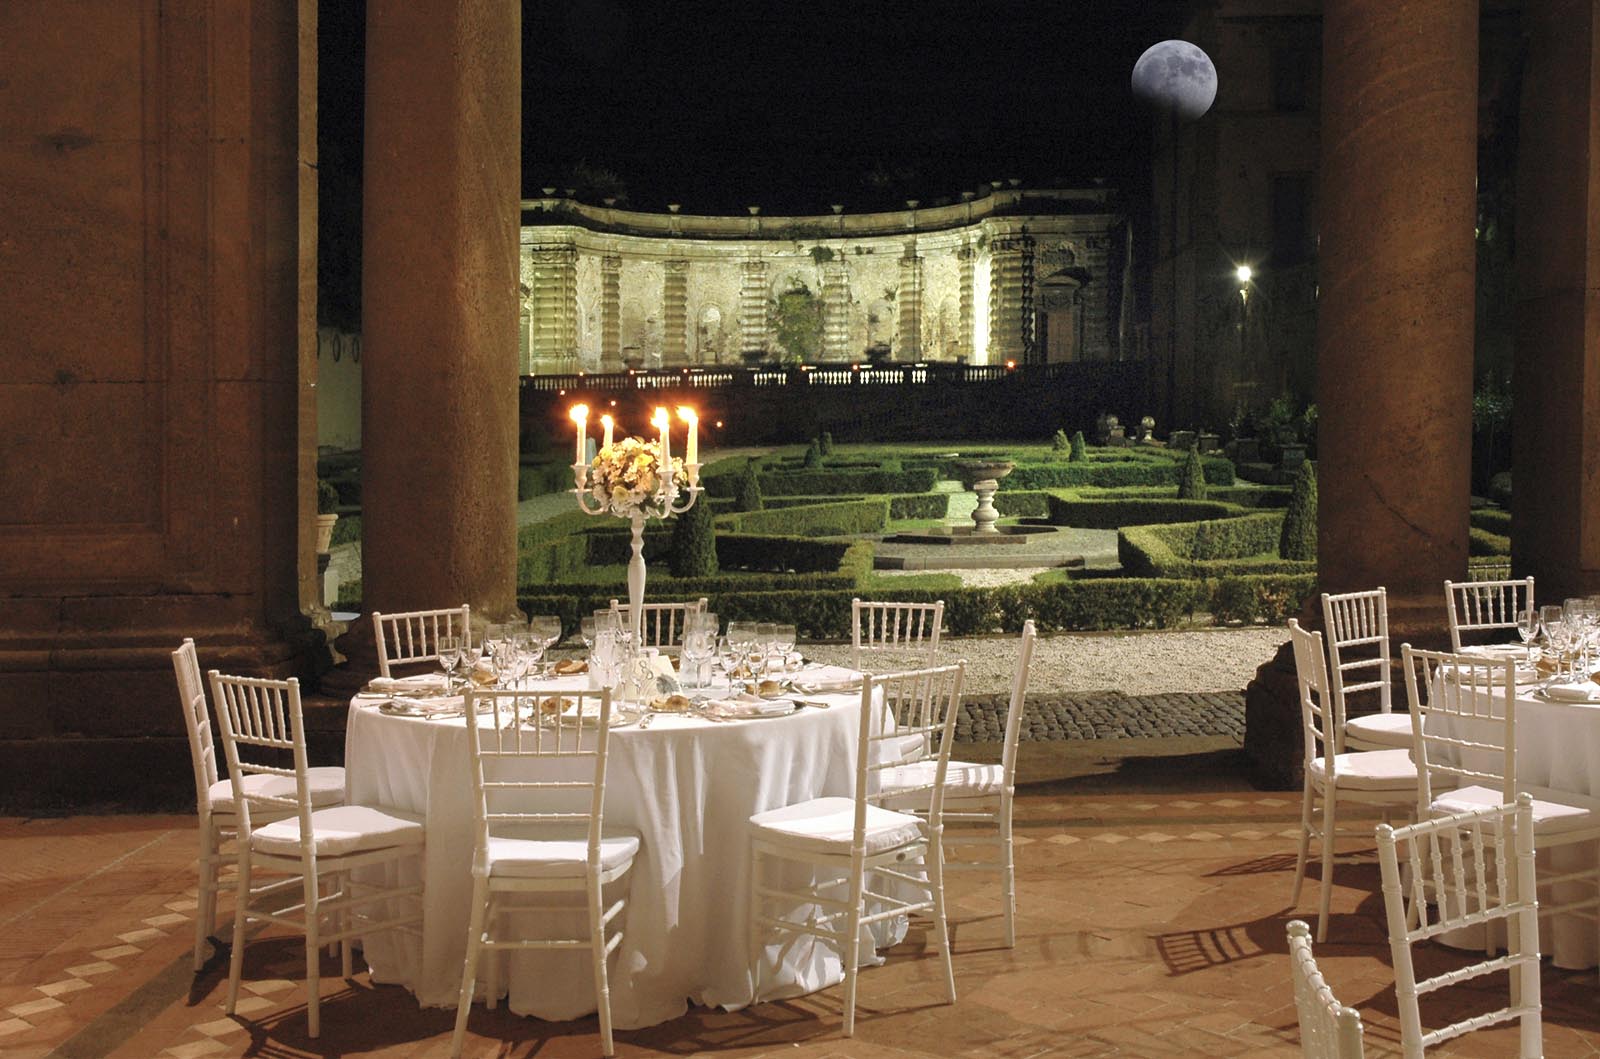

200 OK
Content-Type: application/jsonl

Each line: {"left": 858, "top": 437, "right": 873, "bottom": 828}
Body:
{"left": 484, "top": 831, "right": 641, "bottom": 880}
{"left": 1308, "top": 749, "right": 1418, "bottom": 791}
{"left": 877, "top": 760, "right": 1006, "bottom": 811}
{"left": 1430, "top": 784, "right": 1600, "bottom": 835}
{"left": 1343, "top": 712, "right": 1413, "bottom": 749}
{"left": 750, "top": 796, "right": 924, "bottom": 857}
{"left": 251, "top": 804, "right": 425, "bottom": 857}
{"left": 209, "top": 766, "right": 345, "bottom": 814}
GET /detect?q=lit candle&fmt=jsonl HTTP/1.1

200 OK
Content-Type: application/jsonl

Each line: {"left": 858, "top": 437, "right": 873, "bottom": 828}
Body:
{"left": 653, "top": 407, "right": 670, "bottom": 470}
{"left": 569, "top": 404, "right": 589, "bottom": 465}
{"left": 677, "top": 406, "right": 698, "bottom": 466}
{"left": 600, "top": 414, "right": 614, "bottom": 451}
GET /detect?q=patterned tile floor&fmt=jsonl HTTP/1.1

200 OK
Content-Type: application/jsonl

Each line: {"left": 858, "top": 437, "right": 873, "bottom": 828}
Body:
{"left": 3, "top": 763, "right": 1598, "bottom": 1058}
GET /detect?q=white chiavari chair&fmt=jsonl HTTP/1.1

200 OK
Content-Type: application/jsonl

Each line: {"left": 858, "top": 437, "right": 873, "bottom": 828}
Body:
{"left": 1289, "top": 621, "right": 1418, "bottom": 942}
{"left": 1445, "top": 576, "right": 1535, "bottom": 652}
{"left": 1377, "top": 795, "right": 1542, "bottom": 1058}
{"left": 450, "top": 687, "right": 638, "bottom": 1059}
{"left": 607, "top": 597, "right": 708, "bottom": 651}
{"left": 1286, "top": 919, "right": 1366, "bottom": 1059}
{"left": 881, "top": 621, "right": 1035, "bottom": 947}
{"left": 211, "top": 671, "right": 424, "bottom": 1037}
{"left": 1403, "top": 644, "right": 1600, "bottom": 952}
{"left": 373, "top": 604, "right": 472, "bottom": 677}
{"left": 1322, "top": 588, "right": 1410, "bottom": 751}
{"left": 748, "top": 663, "right": 965, "bottom": 1035}
{"left": 851, "top": 597, "right": 944, "bottom": 672}
{"left": 171, "top": 640, "right": 344, "bottom": 971}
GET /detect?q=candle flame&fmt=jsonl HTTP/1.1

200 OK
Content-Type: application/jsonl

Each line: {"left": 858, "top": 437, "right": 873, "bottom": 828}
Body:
{"left": 600, "top": 414, "right": 614, "bottom": 429}
{"left": 569, "top": 404, "right": 589, "bottom": 422}
{"left": 676, "top": 406, "right": 697, "bottom": 422}
{"left": 652, "top": 407, "right": 669, "bottom": 428}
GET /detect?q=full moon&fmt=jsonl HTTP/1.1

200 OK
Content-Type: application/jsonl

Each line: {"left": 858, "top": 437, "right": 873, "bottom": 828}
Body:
{"left": 1131, "top": 40, "right": 1218, "bottom": 122}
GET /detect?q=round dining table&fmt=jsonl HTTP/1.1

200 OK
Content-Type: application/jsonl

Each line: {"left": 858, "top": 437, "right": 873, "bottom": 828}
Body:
{"left": 344, "top": 666, "right": 880, "bottom": 1029}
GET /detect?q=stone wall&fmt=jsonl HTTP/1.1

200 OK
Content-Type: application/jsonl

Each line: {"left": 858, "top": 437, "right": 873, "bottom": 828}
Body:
{"left": 518, "top": 189, "right": 1130, "bottom": 374}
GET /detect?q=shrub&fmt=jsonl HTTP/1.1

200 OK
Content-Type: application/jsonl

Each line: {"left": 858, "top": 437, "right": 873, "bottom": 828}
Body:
{"left": 1470, "top": 508, "right": 1511, "bottom": 535}
{"left": 1070, "top": 430, "right": 1087, "bottom": 462}
{"left": 994, "top": 490, "right": 1050, "bottom": 517}
{"left": 668, "top": 497, "right": 719, "bottom": 578}
{"left": 887, "top": 493, "right": 950, "bottom": 520}
{"left": 316, "top": 478, "right": 340, "bottom": 514}
{"left": 734, "top": 460, "right": 764, "bottom": 512}
{"left": 1007, "top": 456, "right": 1234, "bottom": 490}
{"left": 1052, "top": 429, "right": 1071, "bottom": 453}
{"left": 1211, "top": 574, "right": 1319, "bottom": 624}
{"left": 717, "top": 498, "right": 888, "bottom": 537}
{"left": 820, "top": 430, "right": 835, "bottom": 455}
{"left": 1046, "top": 494, "right": 1245, "bottom": 529}
{"left": 1119, "top": 512, "right": 1312, "bottom": 579}
{"left": 1469, "top": 527, "right": 1511, "bottom": 557}
{"left": 1278, "top": 461, "right": 1317, "bottom": 561}
{"left": 518, "top": 462, "right": 570, "bottom": 501}
{"left": 803, "top": 441, "right": 824, "bottom": 469}
{"left": 330, "top": 514, "right": 362, "bottom": 547}
{"left": 709, "top": 468, "right": 938, "bottom": 497}
{"left": 1177, "top": 447, "right": 1208, "bottom": 500}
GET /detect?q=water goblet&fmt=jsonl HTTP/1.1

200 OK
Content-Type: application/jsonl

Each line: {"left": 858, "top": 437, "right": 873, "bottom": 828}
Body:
{"left": 681, "top": 628, "right": 715, "bottom": 690}
{"left": 528, "top": 615, "right": 563, "bottom": 676}
{"left": 1515, "top": 609, "right": 1541, "bottom": 661}
{"left": 579, "top": 616, "right": 598, "bottom": 653}
{"left": 437, "top": 635, "right": 463, "bottom": 691}
{"left": 772, "top": 623, "right": 797, "bottom": 669}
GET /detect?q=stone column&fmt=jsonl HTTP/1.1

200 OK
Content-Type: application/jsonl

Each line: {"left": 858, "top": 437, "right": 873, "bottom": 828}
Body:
{"left": 739, "top": 258, "right": 770, "bottom": 357}
{"left": 352, "top": 0, "right": 521, "bottom": 669}
{"left": 1244, "top": 0, "right": 1478, "bottom": 787}
{"left": 1512, "top": 0, "right": 1600, "bottom": 600}
{"left": 957, "top": 243, "right": 976, "bottom": 361}
{"left": 896, "top": 241, "right": 924, "bottom": 361}
{"left": 600, "top": 255, "right": 622, "bottom": 371}
{"left": 662, "top": 259, "right": 689, "bottom": 366}
{"left": 821, "top": 260, "right": 852, "bottom": 361}
{"left": 527, "top": 243, "right": 577, "bottom": 374}
{"left": 988, "top": 234, "right": 1036, "bottom": 364}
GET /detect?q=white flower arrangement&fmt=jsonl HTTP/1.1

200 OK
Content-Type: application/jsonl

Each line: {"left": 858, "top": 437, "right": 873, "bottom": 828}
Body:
{"left": 589, "top": 436, "right": 687, "bottom": 519}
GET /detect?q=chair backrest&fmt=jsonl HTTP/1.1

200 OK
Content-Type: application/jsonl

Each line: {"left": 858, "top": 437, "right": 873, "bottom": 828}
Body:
{"left": 607, "top": 597, "right": 708, "bottom": 649}
{"left": 1445, "top": 577, "right": 1535, "bottom": 652}
{"left": 1286, "top": 920, "right": 1366, "bottom": 1059}
{"left": 462, "top": 687, "right": 614, "bottom": 866}
{"left": 851, "top": 598, "right": 944, "bottom": 671}
{"left": 860, "top": 664, "right": 966, "bottom": 834}
{"left": 208, "top": 671, "right": 313, "bottom": 846}
{"left": 999, "top": 621, "right": 1038, "bottom": 784}
{"left": 373, "top": 604, "right": 472, "bottom": 677}
{"left": 1322, "top": 588, "right": 1392, "bottom": 726}
{"left": 1400, "top": 645, "right": 1518, "bottom": 811}
{"left": 1288, "top": 620, "right": 1339, "bottom": 774}
{"left": 172, "top": 639, "right": 221, "bottom": 816}
{"left": 1376, "top": 795, "right": 1542, "bottom": 1058}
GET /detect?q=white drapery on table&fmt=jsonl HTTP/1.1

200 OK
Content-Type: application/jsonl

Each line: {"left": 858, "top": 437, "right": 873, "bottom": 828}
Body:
{"left": 344, "top": 667, "right": 885, "bottom": 1028}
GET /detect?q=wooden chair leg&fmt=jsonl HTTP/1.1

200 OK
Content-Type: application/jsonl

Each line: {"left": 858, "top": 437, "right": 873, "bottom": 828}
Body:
{"left": 449, "top": 875, "right": 489, "bottom": 1059}
{"left": 1317, "top": 792, "right": 1338, "bottom": 944}
{"left": 841, "top": 862, "right": 866, "bottom": 1037}
{"left": 304, "top": 871, "right": 322, "bottom": 1039}
{"left": 589, "top": 877, "right": 615, "bottom": 1057}
{"left": 1291, "top": 779, "right": 1314, "bottom": 907}
{"left": 225, "top": 855, "right": 250, "bottom": 1015}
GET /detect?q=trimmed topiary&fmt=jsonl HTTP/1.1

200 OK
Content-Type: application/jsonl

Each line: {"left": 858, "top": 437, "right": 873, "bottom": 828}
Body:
{"left": 1279, "top": 461, "right": 1317, "bottom": 561}
{"left": 820, "top": 430, "right": 835, "bottom": 455}
{"left": 1177, "top": 446, "right": 1208, "bottom": 500}
{"left": 1069, "top": 430, "right": 1087, "bottom": 462}
{"left": 316, "top": 478, "right": 340, "bottom": 514}
{"left": 803, "top": 441, "right": 823, "bottom": 468}
{"left": 668, "top": 494, "right": 719, "bottom": 577}
{"left": 734, "top": 460, "right": 764, "bottom": 512}
{"left": 1052, "top": 429, "right": 1071, "bottom": 453}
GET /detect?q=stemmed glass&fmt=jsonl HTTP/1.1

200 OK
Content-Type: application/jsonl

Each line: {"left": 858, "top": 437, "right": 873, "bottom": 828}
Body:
{"left": 1515, "top": 609, "right": 1541, "bottom": 662}
{"left": 437, "top": 635, "right": 463, "bottom": 691}
{"left": 1542, "top": 606, "right": 1572, "bottom": 680}
{"left": 756, "top": 623, "right": 779, "bottom": 675}
{"left": 681, "top": 617, "right": 716, "bottom": 691}
{"left": 727, "top": 621, "right": 758, "bottom": 678}
{"left": 771, "top": 623, "right": 797, "bottom": 670}
{"left": 527, "top": 615, "right": 563, "bottom": 677}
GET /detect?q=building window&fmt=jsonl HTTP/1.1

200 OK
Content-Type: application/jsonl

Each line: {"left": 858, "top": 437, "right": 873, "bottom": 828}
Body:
{"left": 1271, "top": 173, "right": 1314, "bottom": 266}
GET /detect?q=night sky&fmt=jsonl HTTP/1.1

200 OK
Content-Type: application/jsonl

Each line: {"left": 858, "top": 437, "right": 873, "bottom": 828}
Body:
{"left": 318, "top": 0, "right": 1187, "bottom": 327}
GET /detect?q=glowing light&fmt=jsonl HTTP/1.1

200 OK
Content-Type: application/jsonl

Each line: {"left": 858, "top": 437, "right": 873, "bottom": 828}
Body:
{"left": 1235, "top": 265, "right": 1253, "bottom": 284}
{"left": 1005, "top": 359, "right": 1017, "bottom": 370}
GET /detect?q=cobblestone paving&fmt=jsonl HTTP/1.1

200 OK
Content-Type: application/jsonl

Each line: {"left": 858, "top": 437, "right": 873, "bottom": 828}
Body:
{"left": 956, "top": 690, "right": 1244, "bottom": 742}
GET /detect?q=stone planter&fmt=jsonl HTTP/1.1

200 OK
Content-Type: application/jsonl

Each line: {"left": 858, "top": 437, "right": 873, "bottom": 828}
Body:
{"left": 952, "top": 459, "right": 1015, "bottom": 534}
{"left": 315, "top": 512, "right": 339, "bottom": 554}
{"left": 1168, "top": 429, "right": 1197, "bottom": 452}
{"left": 1197, "top": 432, "right": 1222, "bottom": 453}
{"left": 1279, "top": 443, "right": 1307, "bottom": 470}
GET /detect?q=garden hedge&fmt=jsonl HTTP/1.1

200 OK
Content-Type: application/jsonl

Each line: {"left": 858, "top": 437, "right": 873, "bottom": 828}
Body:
{"left": 1045, "top": 494, "right": 1246, "bottom": 529}
{"left": 716, "top": 498, "right": 888, "bottom": 536}
{"left": 1470, "top": 508, "right": 1511, "bottom": 535}
{"left": 1118, "top": 512, "right": 1315, "bottom": 579}
{"left": 1006, "top": 456, "right": 1235, "bottom": 490}
{"left": 703, "top": 467, "right": 938, "bottom": 498}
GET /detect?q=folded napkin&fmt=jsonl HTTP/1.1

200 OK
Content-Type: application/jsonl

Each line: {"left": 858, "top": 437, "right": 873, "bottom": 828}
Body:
{"left": 377, "top": 695, "right": 451, "bottom": 716}
{"left": 1542, "top": 681, "right": 1600, "bottom": 703}
{"left": 793, "top": 677, "right": 862, "bottom": 694}
{"left": 1460, "top": 644, "right": 1531, "bottom": 660}
{"left": 704, "top": 693, "right": 794, "bottom": 718}
{"left": 366, "top": 674, "right": 449, "bottom": 695}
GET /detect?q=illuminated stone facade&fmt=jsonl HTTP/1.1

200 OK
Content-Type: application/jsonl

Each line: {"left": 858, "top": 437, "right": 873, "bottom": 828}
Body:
{"left": 519, "top": 188, "right": 1132, "bottom": 374}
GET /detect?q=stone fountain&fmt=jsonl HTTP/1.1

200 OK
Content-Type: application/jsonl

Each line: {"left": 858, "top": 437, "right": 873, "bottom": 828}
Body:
{"left": 953, "top": 458, "right": 1016, "bottom": 534}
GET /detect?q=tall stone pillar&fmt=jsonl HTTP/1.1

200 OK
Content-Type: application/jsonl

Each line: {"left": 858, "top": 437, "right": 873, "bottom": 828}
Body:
{"left": 1244, "top": 0, "right": 1478, "bottom": 787}
{"left": 896, "top": 241, "right": 924, "bottom": 361}
{"left": 957, "top": 243, "right": 976, "bottom": 361}
{"left": 354, "top": 0, "right": 521, "bottom": 661}
{"left": 821, "top": 260, "right": 852, "bottom": 361}
{"left": 1512, "top": 0, "right": 1600, "bottom": 600}
{"left": 600, "top": 255, "right": 622, "bottom": 371}
{"left": 527, "top": 243, "right": 577, "bottom": 374}
{"left": 988, "top": 235, "right": 1036, "bottom": 364}
{"left": 739, "top": 258, "right": 770, "bottom": 357}
{"left": 662, "top": 259, "right": 689, "bottom": 366}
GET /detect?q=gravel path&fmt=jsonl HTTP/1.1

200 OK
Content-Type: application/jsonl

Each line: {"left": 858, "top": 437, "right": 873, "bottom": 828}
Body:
{"left": 804, "top": 626, "right": 1288, "bottom": 697}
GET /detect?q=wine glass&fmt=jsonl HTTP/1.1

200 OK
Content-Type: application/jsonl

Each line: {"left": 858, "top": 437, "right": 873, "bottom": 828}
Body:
{"left": 772, "top": 623, "right": 797, "bottom": 669}
{"left": 528, "top": 615, "right": 562, "bottom": 676}
{"left": 681, "top": 627, "right": 715, "bottom": 690}
{"left": 716, "top": 634, "right": 741, "bottom": 690}
{"left": 756, "top": 623, "right": 779, "bottom": 674}
{"left": 589, "top": 629, "right": 621, "bottom": 692}
{"left": 1515, "top": 609, "right": 1541, "bottom": 661}
{"left": 437, "top": 635, "right": 463, "bottom": 691}
{"left": 579, "top": 616, "right": 598, "bottom": 653}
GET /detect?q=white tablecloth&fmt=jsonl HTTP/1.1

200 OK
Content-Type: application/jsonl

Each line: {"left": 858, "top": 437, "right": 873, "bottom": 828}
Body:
{"left": 344, "top": 668, "right": 877, "bottom": 1028}
{"left": 1429, "top": 681, "right": 1600, "bottom": 967}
